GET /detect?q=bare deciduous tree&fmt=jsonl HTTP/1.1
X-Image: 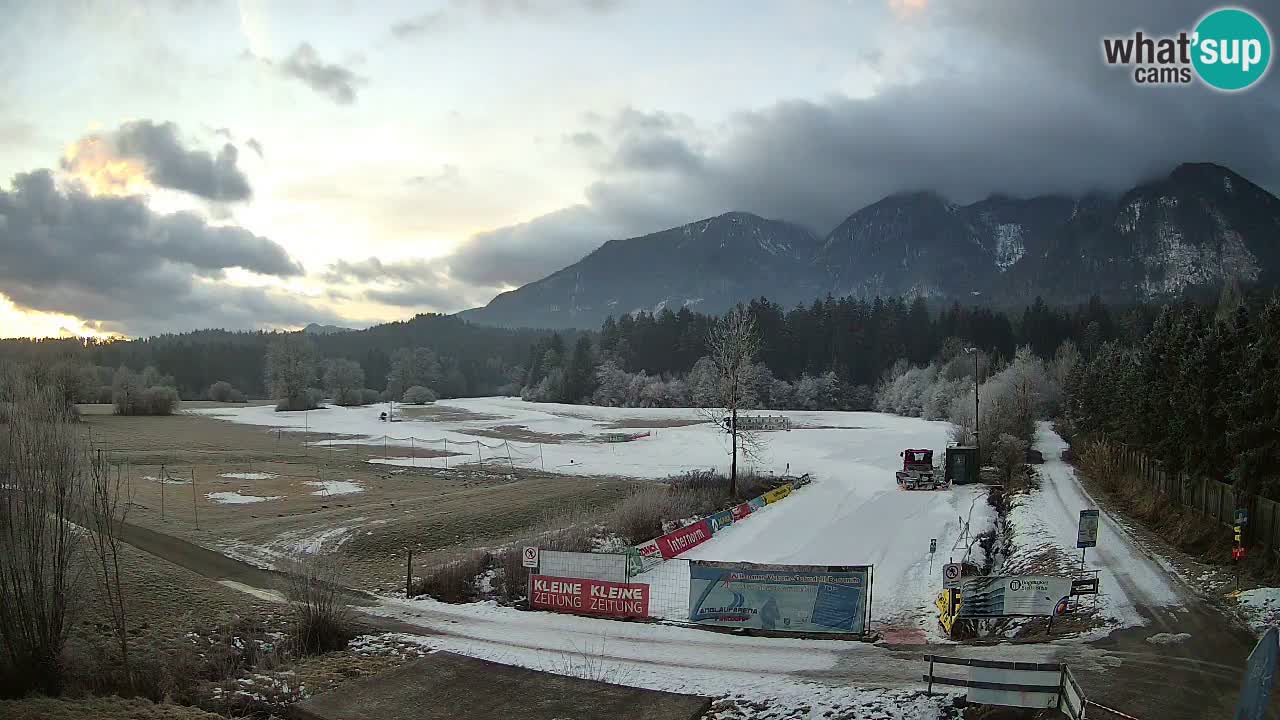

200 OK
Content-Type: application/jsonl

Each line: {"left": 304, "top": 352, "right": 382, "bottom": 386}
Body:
{"left": 700, "top": 306, "right": 764, "bottom": 496}
{"left": 0, "top": 379, "right": 86, "bottom": 696}
{"left": 85, "top": 449, "right": 132, "bottom": 690}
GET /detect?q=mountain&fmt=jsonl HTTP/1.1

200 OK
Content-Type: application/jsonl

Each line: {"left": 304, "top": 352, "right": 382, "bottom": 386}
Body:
{"left": 462, "top": 164, "right": 1280, "bottom": 328}
{"left": 303, "top": 322, "right": 356, "bottom": 335}
{"left": 459, "top": 212, "right": 822, "bottom": 329}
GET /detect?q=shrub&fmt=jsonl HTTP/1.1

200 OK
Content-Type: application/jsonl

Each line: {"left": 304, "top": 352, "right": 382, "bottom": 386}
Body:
{"left": 358, "top": 388, "right": 380, "bottom": 405}
{"left": 208, "top": 380, "right": 246, "bottom": 403}
{"left": 139, "top": 386, "right": 180, "bottom": 415}
{"left": 611, "top": 485, "right": 670, "bottom": 544}
{"left": 402, "top": 385, "right": 437, "bottom": 404}
{"left": 94, "top": 385, "right": 113, "bottom": 404}
{"left": 276, "top": 388, "right": 322, "bottom": 412}
{"left": 410, "top": 550, "right": 490, "bottom": 603}
{"left": 278, "top": 554, "right": 354, "bottom": 655}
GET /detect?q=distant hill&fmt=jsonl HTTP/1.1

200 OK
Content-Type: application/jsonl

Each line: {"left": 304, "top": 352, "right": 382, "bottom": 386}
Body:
{"left": 460, "top": 163, "right": 1280, "bottom": 328}
{"left": 303, "top": 322, "right": 355, "bottom": 335}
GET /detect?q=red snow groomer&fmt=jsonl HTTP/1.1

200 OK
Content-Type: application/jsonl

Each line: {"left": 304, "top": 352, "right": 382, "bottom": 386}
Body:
{"left": 896, "top": 448, "right": 944, "bottom": 490}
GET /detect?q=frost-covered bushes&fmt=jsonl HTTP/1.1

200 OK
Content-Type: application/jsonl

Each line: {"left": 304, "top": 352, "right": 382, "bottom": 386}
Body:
{"left": 208, "top": 380, "right": 246, "bottom": 403}
{"left": 949, "top": 346, "right": 1056, "bottom": 456}
{"left": 402, "top": 385, "right": 437, "bottom": 404}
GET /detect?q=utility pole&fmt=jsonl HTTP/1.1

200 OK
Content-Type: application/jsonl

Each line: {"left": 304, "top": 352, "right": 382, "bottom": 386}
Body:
{"left": 966, "top": 347, "right": 981, "bottom": 465}
{"left": 191, "top": 468, "right": 198, "bottom": 529}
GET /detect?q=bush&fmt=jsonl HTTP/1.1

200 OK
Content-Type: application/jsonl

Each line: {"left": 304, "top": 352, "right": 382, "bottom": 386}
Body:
{"left": 410, "top": 550, "right": 490, "bottom": 603}
{"left": 94, "top": 385, "right": 113, "bottom": 404}
{"left": 278, "top": 554, "right": 354, "bottom": 655}
{"left": 208, "top": 381, "right": 246, "bottom": 403}
{"left": 359, "top": 388, "right": 380, "bottom": 405}
{"left": 139, "top": 386, "right": 180, "bottom": 415}
{"left": 402, "top": 385, "right": 437, "bottom": 404}
{"left": 276, "top": 388, "right": 323, "bottom": 412}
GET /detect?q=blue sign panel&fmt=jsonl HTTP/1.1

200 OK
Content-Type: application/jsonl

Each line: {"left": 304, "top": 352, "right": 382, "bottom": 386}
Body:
{"left": 688, "top": 561, "right": 871, "bottom": 635}
{"left": 709, "top": 510, "right": 734, "bottom": 532}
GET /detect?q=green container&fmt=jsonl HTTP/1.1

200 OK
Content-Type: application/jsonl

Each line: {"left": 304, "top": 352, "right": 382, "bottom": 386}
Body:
{"left": 945, "top": 446, "right": 979, "bottom": 485}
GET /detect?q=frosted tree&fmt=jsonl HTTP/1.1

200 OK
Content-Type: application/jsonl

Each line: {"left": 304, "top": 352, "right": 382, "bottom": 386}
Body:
{"left": 700, "top": 306, "right": 765, "bottom": 496}
{"left": 323, "top": 358, "right": 365, "bottom": 406}
{"left": 265, "top": 334, "right": 320, "bottom": 411}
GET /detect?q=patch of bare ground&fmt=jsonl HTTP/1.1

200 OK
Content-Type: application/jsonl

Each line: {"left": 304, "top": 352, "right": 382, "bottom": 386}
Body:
{"left": 462, "top": 424, "right": 585, "bottom": 443}
{"left": 390, "top": 404, "right": 501, "bottom": 422}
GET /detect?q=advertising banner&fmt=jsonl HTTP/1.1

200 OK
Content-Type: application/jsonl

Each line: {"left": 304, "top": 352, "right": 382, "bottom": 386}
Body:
{"left": 656, "top": 519, "right": 712, "bottom": 558}
{"left": 530, "top": 575, "right": 650, "bottom": 619}
{"left": 957, "top": 576, "right": 1072, "bottom": 618}
{"left": 730, "top": 502, "right": 753, "bottom": 522}
{"left": 709, "top": 510, "right": 734, "bottom": 532}
{"left": 688, "top": 560, "right": 871, "bottom": 634}
{"left": 763, "top": 484, "right": 793, "bottom": 504}
{"left": 539, "top": 550, "right": 628, "bottom": 584}
{"left": 747, "top": 495, "right": 768, "bottom": 511}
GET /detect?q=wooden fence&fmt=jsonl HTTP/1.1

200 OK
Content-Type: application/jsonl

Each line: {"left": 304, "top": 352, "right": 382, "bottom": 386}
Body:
{"left": 1116, "top": 444, "right": 1280, "bottom": 554}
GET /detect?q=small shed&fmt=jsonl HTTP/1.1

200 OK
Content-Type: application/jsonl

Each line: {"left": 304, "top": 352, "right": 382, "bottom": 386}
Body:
{"left": 945, "top": 445, "right": 979, "bottom": 485}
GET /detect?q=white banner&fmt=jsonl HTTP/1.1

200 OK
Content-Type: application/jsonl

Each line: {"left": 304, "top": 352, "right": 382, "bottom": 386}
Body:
{"left": 958, "top": 576, "right": 1072, "bottom": 618}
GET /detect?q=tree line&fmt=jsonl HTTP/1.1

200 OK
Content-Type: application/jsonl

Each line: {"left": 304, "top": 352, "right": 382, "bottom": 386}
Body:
{"left": 1063, "top": 288, "right": 1280, "bottom": 500}
{"left": 520, "top": 294, "right": 1148, "bottom": 411}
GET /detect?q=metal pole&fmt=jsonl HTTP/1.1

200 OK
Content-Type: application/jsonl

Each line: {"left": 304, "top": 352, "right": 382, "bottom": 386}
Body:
{"left": 444, "top": 439, "right": 449, "bottom": 469}
{"left": 406, "top": 548, "right": 413, "bottom": 597}
{"left": 191, "top": 468, "right": 198, "bottom": 530}
{"left": 160, "top": 462, "right": 166, "bottom": 521}
{"left": 974, "top": 350, "right": 980, "bottom": 465}
{"left": 506, "top": 442, "right": 514, "bottom": 472}
{"left": 477, "top": 441, "right": 482, "bottom": 464}
{"left": 927, "top": 656, "right": 934, "bottom": 695}
{"left": 410, "top": 437, "right": 415, "bottom": 467}
{"left": 539, "top": 443, "right": 545, "bottom": 472}
{"left": 1081, "top": 547, "right": 1086, "bottom": 572}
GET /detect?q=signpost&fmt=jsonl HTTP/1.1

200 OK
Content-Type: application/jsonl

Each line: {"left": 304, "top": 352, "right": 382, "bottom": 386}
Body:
{"left": 943, "top": 563, "right": 962, "bottom": 590}
{"left": 1234, "top": 509, "right": 1248, "bottom": 589}
{"left": 929, "top": 538, "right": 937, "bottom": 572}
{"left": 522, "top": 546, "right": 540, "bottom": 569}
{"left": 1077, "top": 509, "right": 1099, "bottom": 571}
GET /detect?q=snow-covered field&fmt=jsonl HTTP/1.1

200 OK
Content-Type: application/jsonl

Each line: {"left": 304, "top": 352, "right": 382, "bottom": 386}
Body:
{"left": 199, "top": 397, "right": 990, "bottom": 636}
{"left": 194, "top": 397, "right": 943, "bottom": 480}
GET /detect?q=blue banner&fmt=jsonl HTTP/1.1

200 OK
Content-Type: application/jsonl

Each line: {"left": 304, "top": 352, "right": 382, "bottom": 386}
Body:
{"left": 688, "top": 561, "right": 870, "bottom": 635}
{"left": 747, "top": 496, "right": 768, "bottom": 511}
{"left": 709, "top": 510, "right": 734, "bottom": 532}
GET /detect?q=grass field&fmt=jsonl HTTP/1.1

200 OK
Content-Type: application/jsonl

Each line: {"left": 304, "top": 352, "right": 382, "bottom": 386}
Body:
{"left": 80, "top": 403, "right": 634, "bottom": 592}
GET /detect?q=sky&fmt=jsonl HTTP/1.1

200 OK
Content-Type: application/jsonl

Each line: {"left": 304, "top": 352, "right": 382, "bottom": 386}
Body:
{"left": 1, "top": 0, "right": 1278, "bottom": 339}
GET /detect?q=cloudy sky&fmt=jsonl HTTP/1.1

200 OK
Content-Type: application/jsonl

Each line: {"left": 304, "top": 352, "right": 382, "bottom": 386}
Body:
{"left": 1, "top": 0, "right": 1277, "bottom": 338}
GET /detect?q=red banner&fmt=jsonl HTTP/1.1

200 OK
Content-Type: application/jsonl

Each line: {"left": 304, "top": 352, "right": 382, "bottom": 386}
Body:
{"left": 731, "top": 503, "right": 753, "bottom": 522}
{"left": 530, "top": 575, "right": 650, "bottom": 618}
{"left": 656, "top": 519, "right": 712, "bottom": 558}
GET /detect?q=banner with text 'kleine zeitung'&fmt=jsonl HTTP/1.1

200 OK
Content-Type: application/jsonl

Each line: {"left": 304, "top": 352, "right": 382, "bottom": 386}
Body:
{"left": 530, "top": 575, "right": 650, "bottom": 619}
{"left": 688, "top": 561, "right": 871, "bottom": 635}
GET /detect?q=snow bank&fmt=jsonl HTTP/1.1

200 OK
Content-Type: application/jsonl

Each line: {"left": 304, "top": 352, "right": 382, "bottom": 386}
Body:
{"left": 304, "top": 480, "right": 363, "bottom": 496}
{"left": 206, "top": 491, "right": 284, "bottom": 504}
{"left": 1236, "top": 587, "right": 1280, "bottom": 635}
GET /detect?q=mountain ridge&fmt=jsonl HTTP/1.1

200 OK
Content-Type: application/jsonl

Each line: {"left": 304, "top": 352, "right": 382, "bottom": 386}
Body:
{"left": 460, "top": 163, "right": 1280, "bottom": 329}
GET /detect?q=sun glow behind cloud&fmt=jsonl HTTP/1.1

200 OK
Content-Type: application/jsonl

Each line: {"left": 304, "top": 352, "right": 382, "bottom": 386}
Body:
{"left": 60, "top": 136, "right": 150, "bottom": 196}
{"left": 0, "top": 294, "right": 126, "bottom": 340}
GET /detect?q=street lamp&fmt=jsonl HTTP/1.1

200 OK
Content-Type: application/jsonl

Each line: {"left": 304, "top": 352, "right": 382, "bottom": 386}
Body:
{"left": 964, "top": 347, "right": 980, "bottom": 465}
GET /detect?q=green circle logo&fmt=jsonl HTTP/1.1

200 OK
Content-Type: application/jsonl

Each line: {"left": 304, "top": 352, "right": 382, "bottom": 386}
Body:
{"left": 1192, "top": 8, "right": 1272, "bottom": 91}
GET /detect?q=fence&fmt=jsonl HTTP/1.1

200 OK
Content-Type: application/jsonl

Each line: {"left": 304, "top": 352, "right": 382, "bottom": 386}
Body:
{"left": 1115, "top": 444, "right": 1280, "bottom": 554}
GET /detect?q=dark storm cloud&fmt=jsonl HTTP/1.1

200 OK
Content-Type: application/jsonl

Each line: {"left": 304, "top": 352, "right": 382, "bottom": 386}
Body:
{"left": 444, "top": 0, "right": 1280, "bottom": 296}
{"left": 444, "top": 205, "right": 622, "bottom": 288}
{"left": 64, "top": 120, "right": 254, "bottom": 202}
{"left": 0, "top": 169, "right": 320, "bottom": 336}
{"left": 274, "top": 43, "right": 366, "bottom": 105}
{"left": 323, "top": 257, "right": 475, "bottom": 311}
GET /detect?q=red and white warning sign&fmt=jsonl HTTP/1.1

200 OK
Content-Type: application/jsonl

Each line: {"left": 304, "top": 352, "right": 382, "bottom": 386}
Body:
{"left": 522, "top": 546, "right": 539, "bottom": 568}
{"left": 942, "top": 562, "right": 962, "bottom": 589}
